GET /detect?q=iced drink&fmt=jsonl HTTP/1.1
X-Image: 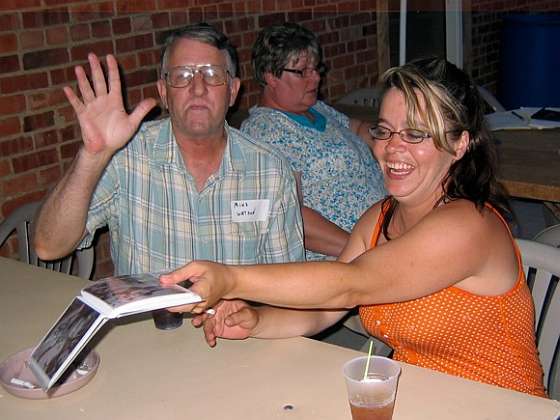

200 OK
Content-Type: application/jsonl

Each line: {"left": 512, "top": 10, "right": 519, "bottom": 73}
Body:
{"left": 343, "top": 356, "right": 401, "bottom": 420}
{"left": 350, "top": 401, "right": 395, "bottom": 420}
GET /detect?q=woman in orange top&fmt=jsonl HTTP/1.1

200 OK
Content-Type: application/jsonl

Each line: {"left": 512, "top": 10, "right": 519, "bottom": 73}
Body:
{"left": 162, "top": 57, "right": 546, "bottom": 396}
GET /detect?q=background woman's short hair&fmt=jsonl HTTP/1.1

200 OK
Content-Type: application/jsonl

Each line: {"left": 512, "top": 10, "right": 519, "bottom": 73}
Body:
{"left": 252, "top": 22, "right": 321, "bottom": 86}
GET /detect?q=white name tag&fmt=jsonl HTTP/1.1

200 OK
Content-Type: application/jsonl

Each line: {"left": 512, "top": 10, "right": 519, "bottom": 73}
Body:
{"left": 231, "top": 199, "right": 270, "bottom": 222}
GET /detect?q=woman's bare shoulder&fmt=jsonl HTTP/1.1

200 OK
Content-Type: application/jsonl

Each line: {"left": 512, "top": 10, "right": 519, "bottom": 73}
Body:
{"left": 429, "top": 201, "right": 517, "bottom": 295}
{"left": 434, "top": 200, "right": 505, "bottom": 228}
{"left": 420, "top": 199, "right": 511, "bottom": 253}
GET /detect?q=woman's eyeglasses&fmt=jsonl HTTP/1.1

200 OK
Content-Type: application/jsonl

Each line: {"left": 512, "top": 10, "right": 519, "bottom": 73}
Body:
{"left": 281, "top": 63, "right": 326, "bottom": 79}
{"left": 163, "top": 65, "right": 230, "bottom": 88}
{"left": 368, "top": 125, "right": 431, "bottom": 144}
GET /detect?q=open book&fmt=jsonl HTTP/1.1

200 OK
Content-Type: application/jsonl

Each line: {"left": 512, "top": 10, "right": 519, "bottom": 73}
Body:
{"left": 27, "top": 273, "right": 201, "bottom": 391}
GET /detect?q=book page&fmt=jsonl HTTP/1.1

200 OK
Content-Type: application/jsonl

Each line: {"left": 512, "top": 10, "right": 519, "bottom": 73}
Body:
{"left": 28, "top": 297, "right": 106, "bottom": 390}
{"left": 81, "top": 273, "right": 201, "bottom": 317}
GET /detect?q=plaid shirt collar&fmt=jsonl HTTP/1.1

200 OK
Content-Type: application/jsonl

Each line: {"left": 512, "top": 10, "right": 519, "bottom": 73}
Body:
{"left": 151, "top": 119, "right": 247, "bottom": 176}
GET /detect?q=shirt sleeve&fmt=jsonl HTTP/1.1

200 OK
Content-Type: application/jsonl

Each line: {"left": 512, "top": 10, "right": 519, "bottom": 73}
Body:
{"left": 316, "top": 100, "right": 351, "bottom": 129}
{"left": 78, "top": 154, "right": 121, "bottom": 249}
{"left": 241, "top": 110, "right": 306, "bottom": 174}
{"left": 259, "top": 167, "right": 306, "bottom": 263}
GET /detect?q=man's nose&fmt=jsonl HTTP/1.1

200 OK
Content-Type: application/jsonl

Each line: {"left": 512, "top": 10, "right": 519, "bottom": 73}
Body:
{"left": 190, "top": 71, "right": 207, "bottom": 95}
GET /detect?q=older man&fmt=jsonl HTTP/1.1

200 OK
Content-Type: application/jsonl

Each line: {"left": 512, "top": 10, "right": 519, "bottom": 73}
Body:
{"left": 34, "top": 23, "right": 304, "bottom": 274}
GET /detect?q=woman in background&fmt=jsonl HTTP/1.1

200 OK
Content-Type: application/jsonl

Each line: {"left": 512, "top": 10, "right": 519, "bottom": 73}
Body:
{"left": 241, "top": 22, "right": 385, "bottom": 260}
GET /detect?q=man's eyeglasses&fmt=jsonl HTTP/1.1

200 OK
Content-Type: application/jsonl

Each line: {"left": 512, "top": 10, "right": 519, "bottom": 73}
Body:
{"left": 281, "top": 64, "right": 326, "bottom": 78}
{"left": 369, "top": 125, "right": 431, "bottom": 144}
{"left": 163, "top": 65, "right": 230, "bottom": 88}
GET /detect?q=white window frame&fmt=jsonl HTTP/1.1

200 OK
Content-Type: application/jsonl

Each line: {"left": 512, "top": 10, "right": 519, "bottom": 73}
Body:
{"left": 398, "top": 0, "right": 464, "bottom": 69}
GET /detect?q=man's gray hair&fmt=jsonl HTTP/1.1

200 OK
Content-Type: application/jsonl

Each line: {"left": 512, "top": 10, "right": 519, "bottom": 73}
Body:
{"left": 160, "top": 22, "right": 238, "bottom": 77}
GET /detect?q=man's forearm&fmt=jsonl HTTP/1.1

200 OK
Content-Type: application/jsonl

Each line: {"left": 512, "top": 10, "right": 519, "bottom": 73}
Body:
{"left": 33, "top": 147, "right": 112, "bottom": 260}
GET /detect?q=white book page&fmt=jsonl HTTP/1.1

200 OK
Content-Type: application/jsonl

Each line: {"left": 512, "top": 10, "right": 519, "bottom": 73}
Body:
{"left": 80, "top": 273, "right": 202, "bottom": 318}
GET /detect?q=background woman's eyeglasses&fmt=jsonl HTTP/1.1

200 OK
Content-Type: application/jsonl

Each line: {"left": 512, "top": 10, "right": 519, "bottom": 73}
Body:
{"left": 163, "top": 65, "right": 230, "bottom": 87}
{"left": 281, "top": 63, "right": 326, "bottom": 78}
{"left": 369, "top": 125, "right": 431, "bottom": 144}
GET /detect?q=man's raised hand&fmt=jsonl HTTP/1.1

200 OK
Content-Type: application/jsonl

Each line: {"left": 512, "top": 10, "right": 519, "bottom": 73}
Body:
{"left": 63, "top": 53, "right": 157, "bottom": 156}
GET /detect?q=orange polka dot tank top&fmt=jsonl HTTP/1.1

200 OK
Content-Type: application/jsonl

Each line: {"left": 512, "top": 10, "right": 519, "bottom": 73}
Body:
{"left": 359, "top": 202, "right": 546, "bottom": 397}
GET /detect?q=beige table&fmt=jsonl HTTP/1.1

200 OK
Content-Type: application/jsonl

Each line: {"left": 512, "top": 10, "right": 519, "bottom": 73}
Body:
{"left": 1, "top": 257, "right": 558, "bottom": 420}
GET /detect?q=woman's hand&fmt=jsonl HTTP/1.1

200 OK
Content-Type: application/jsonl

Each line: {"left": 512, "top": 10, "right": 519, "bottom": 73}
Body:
{"left": 192, "top": 300, "right": 258, "bottom": 347}
{"left": 160, "top": 261, "right": 235, "bottom": 314}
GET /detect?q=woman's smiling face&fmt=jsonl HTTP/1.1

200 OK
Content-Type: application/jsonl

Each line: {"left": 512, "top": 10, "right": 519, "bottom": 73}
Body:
{"left": 372, "top": 87, "right": 466, "bottom": 206}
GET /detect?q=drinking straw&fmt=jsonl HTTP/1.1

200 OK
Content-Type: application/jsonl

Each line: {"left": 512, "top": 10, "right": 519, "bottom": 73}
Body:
{"left": 362, "top": 340, "right": 374, "bottom": 381}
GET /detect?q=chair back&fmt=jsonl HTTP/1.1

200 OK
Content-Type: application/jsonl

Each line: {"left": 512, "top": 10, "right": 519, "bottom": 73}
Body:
{"left": 336, "top": 87, "right": 381, "bottom": 108}
{"left": 534, "top": 224, "right": 560, "bottom": 248}
{"left": 516, "top": 238, "right": 560, "bottom": 399}
{"left": 477, "top": 85, "right": 506, "bottom": 113}
{"left": 0, "top": 201, "right": 94, "bottom": 279}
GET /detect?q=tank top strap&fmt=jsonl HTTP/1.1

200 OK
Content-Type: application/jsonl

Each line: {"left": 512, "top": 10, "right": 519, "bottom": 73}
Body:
{"left": 484, "top": 203, "right": 524, "bottom": 272}
{"left": 369, "top": 199, "right": 392, "bottom": 248}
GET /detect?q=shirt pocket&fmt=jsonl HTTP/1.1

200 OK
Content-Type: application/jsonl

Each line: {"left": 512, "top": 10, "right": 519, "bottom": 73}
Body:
{"left": 220, "top": 221, "right": 268, "bottom": 263}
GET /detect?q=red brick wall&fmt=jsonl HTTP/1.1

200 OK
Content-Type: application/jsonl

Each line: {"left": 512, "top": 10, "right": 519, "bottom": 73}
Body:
{"left": 0, "top": 0, "right": 378, "bottom": 278}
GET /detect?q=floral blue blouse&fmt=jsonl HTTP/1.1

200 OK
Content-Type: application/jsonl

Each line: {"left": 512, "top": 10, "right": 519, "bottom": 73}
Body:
{"left": 241, "top": 101, "right": 386, "bottom": 260}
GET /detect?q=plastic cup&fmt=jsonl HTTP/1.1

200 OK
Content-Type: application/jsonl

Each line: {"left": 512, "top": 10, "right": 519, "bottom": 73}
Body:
{"left": 152, "top": 309, "right": 183, "bottom": 330}
{"left": 342, "top": 356, "right": 401, "bottom": 420}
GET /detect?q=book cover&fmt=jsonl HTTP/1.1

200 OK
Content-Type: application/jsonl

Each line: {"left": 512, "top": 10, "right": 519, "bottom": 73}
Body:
{"left": 27, "top": 273, "right": 201, "bottom": 391}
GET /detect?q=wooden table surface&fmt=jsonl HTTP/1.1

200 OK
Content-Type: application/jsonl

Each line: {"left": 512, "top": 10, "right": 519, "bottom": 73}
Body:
{"left": 493, "top": 129, "right": 560, "bottom": 203}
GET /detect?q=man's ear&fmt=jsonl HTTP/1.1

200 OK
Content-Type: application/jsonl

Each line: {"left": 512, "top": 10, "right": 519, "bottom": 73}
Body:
{"left": 157, "top": 79, "right": 168, "bottom": 110}
{"left": 228, "top": 77, "right": 241, "bottom": 107}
